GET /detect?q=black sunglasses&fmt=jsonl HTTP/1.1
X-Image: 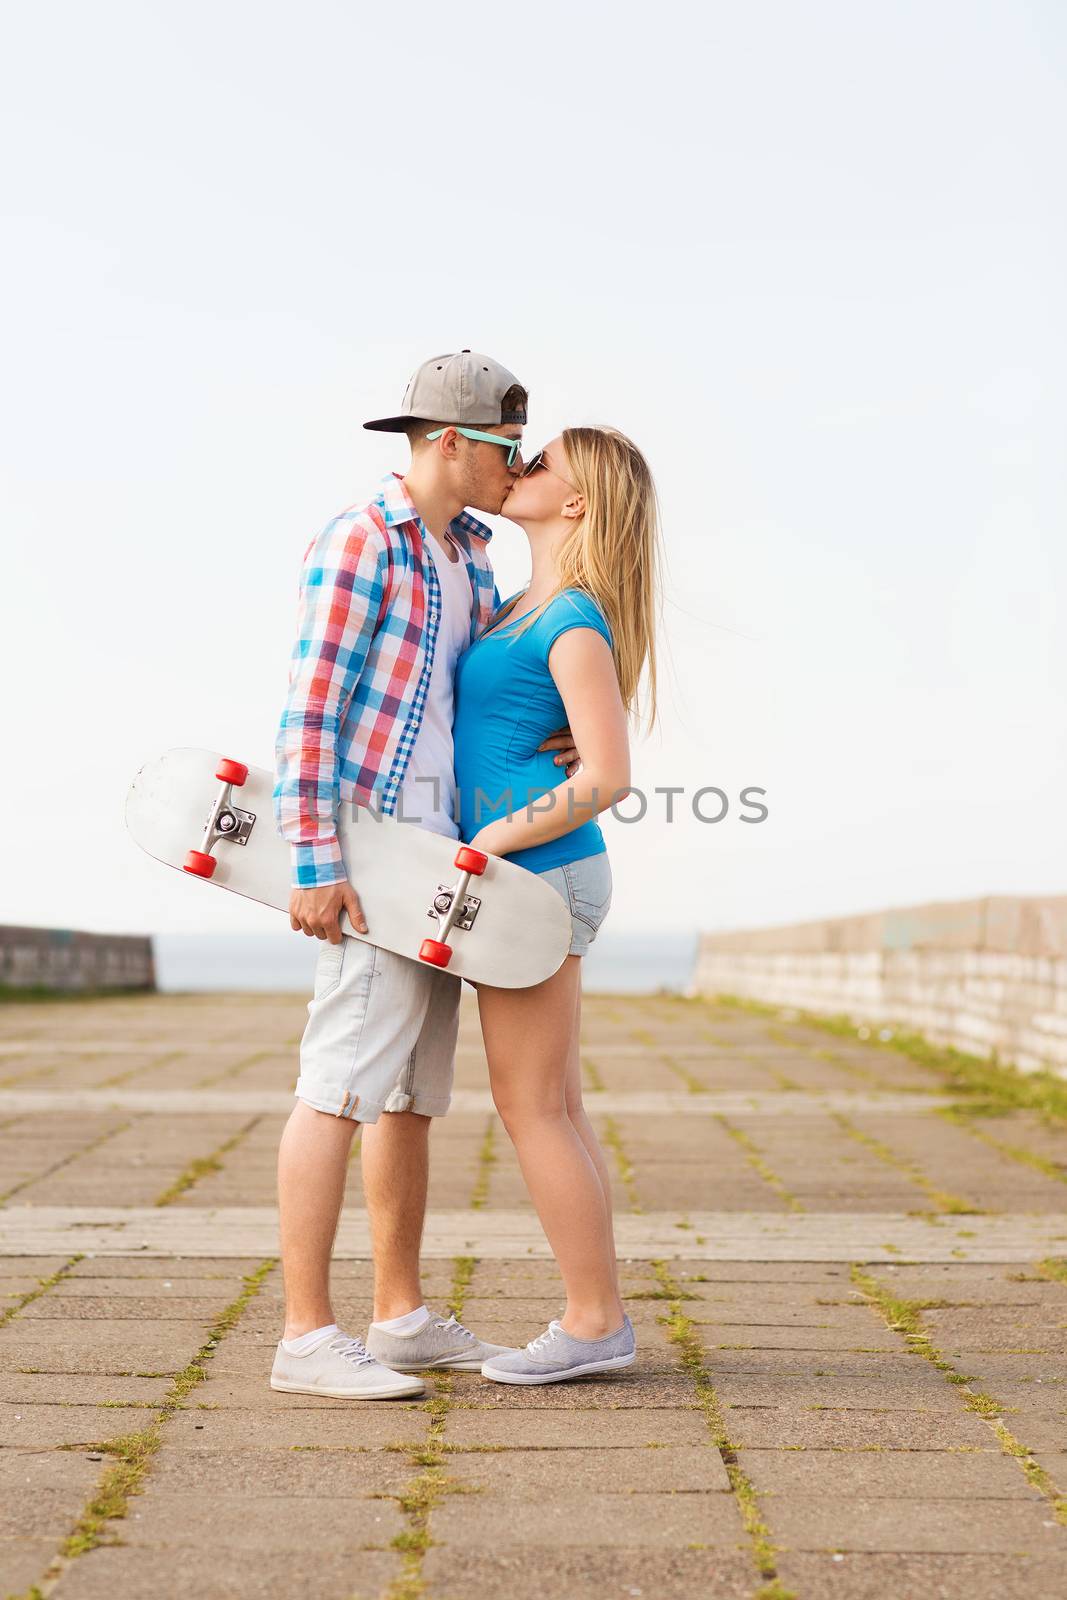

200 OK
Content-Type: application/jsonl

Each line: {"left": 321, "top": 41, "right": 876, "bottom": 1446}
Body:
{"left": 521, "top": 448, "right": 578, "bottom": 490}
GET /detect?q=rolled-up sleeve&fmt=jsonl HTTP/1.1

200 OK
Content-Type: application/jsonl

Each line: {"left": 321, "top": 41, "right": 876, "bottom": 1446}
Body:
{"left": 273, "top": 514, "right": 387, "bottom": 888}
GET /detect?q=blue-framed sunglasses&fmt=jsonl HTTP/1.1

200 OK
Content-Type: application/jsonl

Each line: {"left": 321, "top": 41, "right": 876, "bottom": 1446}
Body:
{"left": 425, "top": 426, "right": 522, "bottom": 468}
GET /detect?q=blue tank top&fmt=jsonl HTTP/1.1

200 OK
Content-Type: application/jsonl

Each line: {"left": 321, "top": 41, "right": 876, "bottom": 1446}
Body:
{"left": 452, "top": 588, "right": 615, "bottom": 873}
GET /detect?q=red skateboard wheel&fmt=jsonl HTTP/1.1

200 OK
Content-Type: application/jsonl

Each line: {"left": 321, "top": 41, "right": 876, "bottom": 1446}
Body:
{"left": 216, "top": 759, "right": 248, "bottom": 785}
{"left": 183, "top": 850, "right": 217, "bottom": 878}
{"left": 419, "top": 938, "right": 453, "bottom": 968}
{"left": 454, "top": 846, "right": 488, "bottom": 875}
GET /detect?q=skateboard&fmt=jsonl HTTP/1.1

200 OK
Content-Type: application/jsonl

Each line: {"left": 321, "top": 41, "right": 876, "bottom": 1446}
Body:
{"left": 125, "top": 748, "right": 574, "bottom": 988}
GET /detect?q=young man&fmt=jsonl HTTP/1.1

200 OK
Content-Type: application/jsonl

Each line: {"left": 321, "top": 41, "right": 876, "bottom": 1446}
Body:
{"left": 269, "top": 350, "right": 579, "bottom": 1399}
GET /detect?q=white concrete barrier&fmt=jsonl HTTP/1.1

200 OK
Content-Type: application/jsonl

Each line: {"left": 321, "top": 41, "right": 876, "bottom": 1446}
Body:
{"left": 691, "top": 894, "right": 1067, "bottom": 1076}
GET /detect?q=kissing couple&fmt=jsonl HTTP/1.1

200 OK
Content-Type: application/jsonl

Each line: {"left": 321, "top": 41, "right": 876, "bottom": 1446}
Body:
{"left": 271, "top": 348, "right": 660, "bottom": 1396}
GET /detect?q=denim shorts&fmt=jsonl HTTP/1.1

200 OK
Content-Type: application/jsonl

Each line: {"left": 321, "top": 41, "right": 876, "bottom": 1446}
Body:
{"left": 295, "top": 937, "right": 460, "bottom": 1124}
{"left": 535, "top": 851, "right": 613, "bottom": 956}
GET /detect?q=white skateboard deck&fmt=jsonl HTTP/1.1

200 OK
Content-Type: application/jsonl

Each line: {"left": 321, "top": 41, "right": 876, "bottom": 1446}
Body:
{"left": 125, "top": 747, "right": 573, "bottom": 988}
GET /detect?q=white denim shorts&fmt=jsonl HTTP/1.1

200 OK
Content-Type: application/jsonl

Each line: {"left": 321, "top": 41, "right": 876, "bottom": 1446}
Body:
{"left": 535, "top": 851, "right": 613, "bottom": 956}
{"left": 295, "top": 936, "right": 460, "bottom": 1124}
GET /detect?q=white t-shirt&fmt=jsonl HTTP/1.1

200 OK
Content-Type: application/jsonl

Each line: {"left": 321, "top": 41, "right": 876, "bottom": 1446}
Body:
{"left": 394, "top": 535, "right": 474, "bottom": 838}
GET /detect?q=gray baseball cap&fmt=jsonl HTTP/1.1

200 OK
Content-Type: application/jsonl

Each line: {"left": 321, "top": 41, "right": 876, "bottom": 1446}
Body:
{"left": 363, "top": 349, "right": 527, "bottom": 433}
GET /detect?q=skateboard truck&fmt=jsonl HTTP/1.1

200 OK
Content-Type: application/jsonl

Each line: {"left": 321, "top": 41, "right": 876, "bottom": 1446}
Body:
{"left": 182, "top": 759, "right": 253, "bottom": 879}
{"left": 419, "top": 847, "right": 489, "bottom": 967}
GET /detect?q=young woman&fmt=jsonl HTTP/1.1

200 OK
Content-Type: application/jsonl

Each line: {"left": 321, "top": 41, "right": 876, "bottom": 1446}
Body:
{"left": 451, "top": 425, "right": 661, "bottom": 1384}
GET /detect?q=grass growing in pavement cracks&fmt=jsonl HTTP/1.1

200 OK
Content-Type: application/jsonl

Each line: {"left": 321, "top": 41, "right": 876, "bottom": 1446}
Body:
{"left": 383, "top": 1255, "right": 483, "bottom": 1600}
{"left": 937, "top": 1103, "right": 1067, "bottom": 1187}
{"left": 850, "top": 1264, "right": 1067, "bottom": 1524}
{"left": 152, "top": 1115, "right": 263, "bottom": 1206}
{"left": 602, "top": 1114, "right": 643, "bottom": 1213}
{"left": 651, "top": 1259, "right": 796, "bottom": 1600}
{"left": 715, "top": 1115, "right": 805, "bottom": 1212}
{"left": 829, "top": 1111, "right": 984, "bottom": 1215}
{"left": 711, "top": 994, "right": 1067, "bottom": 1122}
{"left": 467, "top": 1115, "right": 497, "bottom": 1212}
{"left": 6, "top": 1258, "right": 277, "bottom": 1598}
{"left": 0, "top": 1254, "right": 85, "bottom": 1330}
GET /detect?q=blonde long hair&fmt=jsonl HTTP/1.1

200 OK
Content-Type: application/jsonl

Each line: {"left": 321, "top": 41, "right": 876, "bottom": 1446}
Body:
{"left": 486, "top": 425, "right": 662, "bottom": 732}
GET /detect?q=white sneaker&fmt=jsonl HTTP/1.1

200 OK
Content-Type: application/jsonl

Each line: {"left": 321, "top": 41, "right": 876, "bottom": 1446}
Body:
{"left": 270, "top": 1329, "right": 426, "bottom": 1400}
{"left": 365, "top": 1309, "right": 516, "bottom": 1373}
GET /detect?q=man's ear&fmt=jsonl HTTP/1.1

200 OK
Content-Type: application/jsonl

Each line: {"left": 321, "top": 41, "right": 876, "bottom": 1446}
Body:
{"left": 561, "top": 494, "right": 585, "bottom": 520}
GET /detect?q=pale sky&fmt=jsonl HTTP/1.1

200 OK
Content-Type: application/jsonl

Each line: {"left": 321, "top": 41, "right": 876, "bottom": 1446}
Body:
{"left": 2, "top": 1, "right": 1064, "bottom": 946}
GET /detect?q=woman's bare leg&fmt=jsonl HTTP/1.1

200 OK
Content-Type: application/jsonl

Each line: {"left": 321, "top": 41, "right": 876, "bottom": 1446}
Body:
{"left": 562, "top": 979, "right": 622, "bottom": 1300}
{"left": 477, "top": 955, "right": 624, "bottom": 1339}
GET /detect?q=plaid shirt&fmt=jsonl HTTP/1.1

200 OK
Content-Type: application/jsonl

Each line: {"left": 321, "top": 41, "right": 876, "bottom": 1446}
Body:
{"left": 273, "top": 471, "right": 500, "bottom": 888}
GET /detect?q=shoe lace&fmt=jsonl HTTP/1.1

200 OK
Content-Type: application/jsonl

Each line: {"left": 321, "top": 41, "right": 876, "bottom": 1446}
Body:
{"left": 432, "top": 1312, "right": 477, "bottom": 1343}
{"left": 526, "top": 1322, "right": 561, "bottom": 1357}
{"left": 327, "top": 1333, "right": 376, "bottom": 1368}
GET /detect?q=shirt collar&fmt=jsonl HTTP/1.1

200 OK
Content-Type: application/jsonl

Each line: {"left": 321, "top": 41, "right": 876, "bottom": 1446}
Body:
{"left": 377, "top": 471, "right": 493, "bottom": 547}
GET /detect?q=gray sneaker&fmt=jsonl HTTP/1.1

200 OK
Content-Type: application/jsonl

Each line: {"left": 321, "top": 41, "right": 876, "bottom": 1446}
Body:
{"left": 365, "top": 1309, "right": 516, "bottom": 1373}
{"left": 271, "top": 1330, "right": 426, "bottom": 1400}
{"left": 481, "top": 1314, "right": 636, "bottom": 1385}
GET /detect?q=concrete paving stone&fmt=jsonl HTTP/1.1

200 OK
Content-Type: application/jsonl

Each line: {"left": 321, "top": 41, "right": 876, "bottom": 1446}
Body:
{"left": 45, "top": 1545, "right": 401, "bottom": 1599}
{"left": 145, "top": 1443, "right": 411, "bottom": 1495}
{"left": 114, "top": 1488, "right": 405, "bottom": 1551}
{"left": 674, "top": 1262, "right": 859, "bottom": 1284}
{"left": 769, "top": 1494, "right": 1066, "bottom": 1553}
{"left": 446, "top": 1372, "right": 699, "bottom": 1409}
{"left": 442, "top": 1408, "right": 709, "bottom": 1449}
{"left": 0, "top": 1371, "right": 170, "bottom": 1404}
{"left": 449, "top": 1444, "right": 730, "bottom": 1494}
{"left": 431, "top": 1489, "right": 743, "bottom": 1549}
{"left": 777, "top": 1550, "right": 1067, "bottom": 1599}
{"left": 850, "top": 1114, "right": 1067, "bottom": 1210}
{"left": 722, "top": 1407, "right": 997, "bottom": 1450}
{"left": 1, "top": 1448, "right": 104, "bottom": 1496}
{"left": 922, "top": 1307, "right": 1067, "bottom": 1352}
{"left": 697, "top": 1322, "right": 903, "bottom": 1351}
{"left": 19, "top": 1295, "right": 238, "bottom": 1321}
{"left": 687, "top": 1287, "right": 880, "bottom": 1311}
{"left": 0, "top": 1483, "right": 107, "bottom": 1541}
{"left": 467, "top": 1261, "right": 636, "bottom": 1296}
{"left": 165, "top": 1407, "right": 430, "bottom": 1449}
{"left": 1033, "top": 1451, "right": 1067, "bottom": 1480}
{"left": 708, "top": 1374, "right": 960, "bottom": 1411}
{"left": 420, "top": 1547, "right": 758, "bottom": 1600}
{"left": 1, "top": 1400, "right": 165, "bottom": 1447}
{"left": 867, "top": 1265, "right": 1065, "bottom": 1305}
{"left": 0, "top": 1322, "right": 218, "bottom": 1375}
{"left": 0, "top": 1536, "right": 62, "bottom": 1595}
{"left": 936, "top": 1351, "right": 1066, "bottom": 1386}
{"left": 51, "top": 1275, "right": 264, "bottom": 1298}
{"left": 977, "top": 1113, "right": 1067, "bottom": 1170}
{"left": 736, "top": 1447, "right": 1040, "bottom": 1498}
{"left": 0, "top": 1257, "right": 73, "bottom": 1278}
{"left": 66, "top": 1256, "right": 269, "bottom": 1278}
{"left": 706, "top": 1351, "right": 925, "bottom": 1380}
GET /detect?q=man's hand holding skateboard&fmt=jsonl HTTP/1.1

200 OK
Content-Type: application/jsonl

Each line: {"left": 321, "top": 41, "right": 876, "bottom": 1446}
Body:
{"left": 286, "top": 724, "right": 580, "bottom": 944}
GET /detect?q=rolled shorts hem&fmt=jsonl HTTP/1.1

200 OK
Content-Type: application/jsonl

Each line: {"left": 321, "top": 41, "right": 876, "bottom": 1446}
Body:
{"left": 294, "top": 1084, "right": 451, "bottom": 1124}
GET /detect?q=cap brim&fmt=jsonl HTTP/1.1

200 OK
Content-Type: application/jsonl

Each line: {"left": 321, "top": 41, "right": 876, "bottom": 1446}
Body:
{"left": 362, "top": 416, "right": 413, "bottom": 433}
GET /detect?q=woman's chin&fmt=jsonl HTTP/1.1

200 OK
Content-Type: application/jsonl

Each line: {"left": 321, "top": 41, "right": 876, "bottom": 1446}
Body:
{"left": 500, "top": 496, "right": 528, "bottom": 524}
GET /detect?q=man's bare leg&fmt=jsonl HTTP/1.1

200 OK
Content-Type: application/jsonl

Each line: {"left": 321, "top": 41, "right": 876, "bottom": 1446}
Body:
{"left": 277, "top": 1100, "right": 359, "bottom": 1338}
{"left": 360, "top": 1109, "right": 431, "bottom": 1322}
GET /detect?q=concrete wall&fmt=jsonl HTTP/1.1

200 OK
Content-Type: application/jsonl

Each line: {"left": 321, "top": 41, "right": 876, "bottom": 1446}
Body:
{"left": 0, "top": 925, "right": 156, "bottom": 993}
{"left": 690, "top": 895, "right": 1067, "bottom": 1076}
